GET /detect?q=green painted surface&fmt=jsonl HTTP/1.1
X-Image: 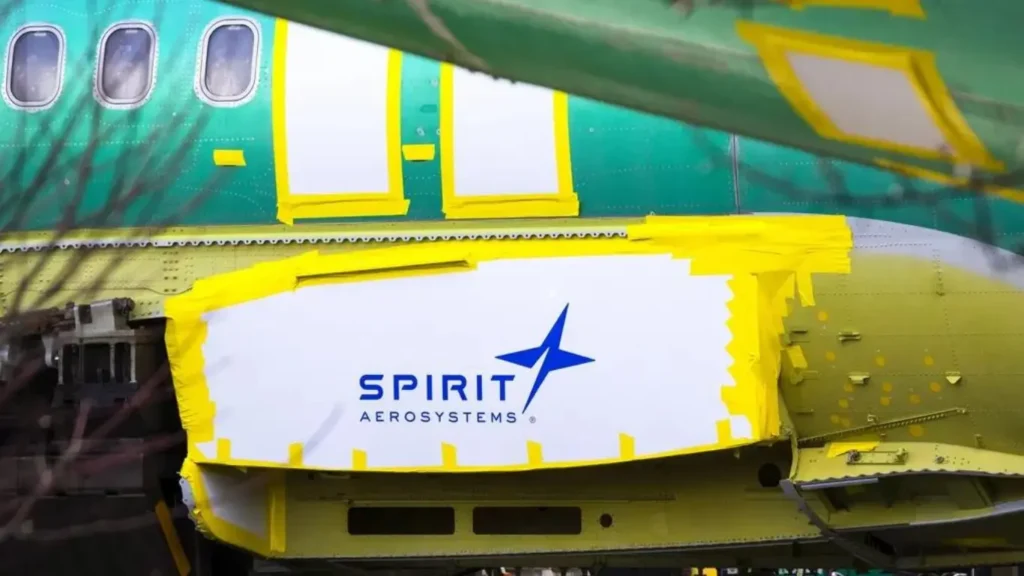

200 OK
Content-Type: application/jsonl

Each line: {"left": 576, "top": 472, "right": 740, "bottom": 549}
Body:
{"left": 3, "top": 0, "right": 1024, "bottom": 254}
{"left": 0, "top": 0, "right": 279, "bottom": 230}
{"left": 569, "top": 100, "right": 735, "bottom": 217}
{"left": 217, "top": 0, "right": 1024, "bottom": 180}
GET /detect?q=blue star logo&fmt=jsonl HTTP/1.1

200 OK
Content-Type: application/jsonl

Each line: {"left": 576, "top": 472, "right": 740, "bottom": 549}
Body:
{"left": 495, "top": 304, "right": 595, "bottom": 414}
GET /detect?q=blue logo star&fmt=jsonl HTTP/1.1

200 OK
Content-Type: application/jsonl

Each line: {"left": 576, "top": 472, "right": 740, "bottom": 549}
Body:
{"left": 495, "top": 304, "right": 595, "bottom": 414}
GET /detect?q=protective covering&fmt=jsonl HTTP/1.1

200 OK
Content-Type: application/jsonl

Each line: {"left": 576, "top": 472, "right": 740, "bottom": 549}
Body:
{"left": 167, "top": 214, "right": 851, "bottom": 553}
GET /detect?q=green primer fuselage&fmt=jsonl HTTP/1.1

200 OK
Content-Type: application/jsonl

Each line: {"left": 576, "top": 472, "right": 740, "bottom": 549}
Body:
{"left": 9, "top": 2, "right": 1024, "bottom": 567}
{"left": 0, "top": 0, "right": 1020, "bottom": 255}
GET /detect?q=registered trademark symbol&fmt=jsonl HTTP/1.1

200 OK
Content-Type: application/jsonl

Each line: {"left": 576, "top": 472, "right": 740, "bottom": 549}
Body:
{"left": 529, "top": 416, "right": 536, "bottom": 424}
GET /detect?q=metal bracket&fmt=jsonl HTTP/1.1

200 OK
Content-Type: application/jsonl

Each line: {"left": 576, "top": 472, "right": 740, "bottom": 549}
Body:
{"left": 798, "top": 408, "right": 968, "bottom": 447}
{"left": 847, "top": 448, "right": 908, "bottom": 466}
{"left": 837, "top": 330, "right": 861, "bottom": 343}
{"left": 779, "top": 479, "right": 895, "bottom": 569}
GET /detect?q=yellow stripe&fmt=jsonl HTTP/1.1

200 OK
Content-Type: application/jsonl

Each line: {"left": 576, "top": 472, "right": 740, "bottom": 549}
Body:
{"left": 553, "top": 90, "right": 573, "bottom": 194}
{"left": 716, "top": 419, "right": 734, "bottom": 443}
{"left": 402, "top": 143, "right": 436, "bottom": 161}
{"left": 271, "top": 19, "right": 291, "bottom": 224}
{"left": 213, "top": 149, "right": 246, "bottom": 167}
{"left": 155, "top": 500, "right": 191, "bottom": 576}
{"left": 439, "top": 63, "right": 455, "bottom": 213}
{"left": 777, "top": 0, "right": 925, "bottom": 18}
{"left": 215, "top": 438, "right": 231, "bottom": 462}
{"left": 352, "top": 449, "right": 368, "bottom": 469}
{"left": 268, "top": 472, "right": 287, "bottom": 553}
{"left": 618, "top": 433, "right": 635, "bottom": 459}
{"left": 287, "top": 443, "right": 303, "bottom": 466}
{"left": 441, "top": 442, "right": 457, "bottom": 468}
{"left": 385, "top": 49, "right": 404, "bottom": 198}
{"left": 526, "top": 441, "right": 543, "bottom": 465}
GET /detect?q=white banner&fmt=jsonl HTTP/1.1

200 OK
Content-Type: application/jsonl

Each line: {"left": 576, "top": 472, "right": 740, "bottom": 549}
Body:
{"left": 183, "top": 252, "right": 749, "bottom": 471}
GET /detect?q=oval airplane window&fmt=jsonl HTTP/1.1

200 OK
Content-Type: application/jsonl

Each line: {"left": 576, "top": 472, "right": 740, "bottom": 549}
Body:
{"left": 6, "top": 25, "right": 65, "bottom": 109}
{"left": 199, "top": 19, "right": 259, "bottom": 104}
{"left": 97, "top": 22, "right": 156, "bottom": 106}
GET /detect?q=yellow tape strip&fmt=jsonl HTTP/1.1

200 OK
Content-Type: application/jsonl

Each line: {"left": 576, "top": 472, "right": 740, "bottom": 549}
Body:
{"left": 268, "top": 472, "right": 287, "bottom": 553}
{"left": 402, "top": 143, "right": 436, "bottom": 162}
{"left": 527, "top": 441, "right": 543, "bottom": 465}
{"left": 786, "top": 345, "right": 808, "bottom": 370}
{"left": 287, "top": 443, "right": 304, "bottom": 467}
{"left": 213, "top": 149, "right": 246, "bottom": 167}
{"left": 352, "top": 449, "right": 368, "bottom": 470}
{"left": 776, "top": 0, "right": 925, "bottom": 18}
{"left": 618, "top": 433, "right": 635, "bottom": 459}
{"left": 875, "top": 158, "right": 1024, "bottom": 205}
{"left": 154, "top": 500, "right": 191, "bottom": 576}
{"left": 441, "top": 443, "right": 458, "bottom": 468}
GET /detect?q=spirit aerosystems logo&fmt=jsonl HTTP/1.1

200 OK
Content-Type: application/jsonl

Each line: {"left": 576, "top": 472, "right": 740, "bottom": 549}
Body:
{"left": 358, "top": 304, "right": 595, "bottom": 425}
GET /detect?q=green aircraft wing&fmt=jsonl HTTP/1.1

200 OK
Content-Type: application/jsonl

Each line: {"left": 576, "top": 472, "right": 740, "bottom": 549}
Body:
{"left": 215, "top": 0, "right": 1024, "bottom": 191}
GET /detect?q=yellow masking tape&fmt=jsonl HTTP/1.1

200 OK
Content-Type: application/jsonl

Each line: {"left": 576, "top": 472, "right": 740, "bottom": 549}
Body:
{"left": 527, "top": 441, "right": 543, "bottom": 465}
{"left": 796, "top": 270, "right": 815, "bottom": 306}
{"left": 216, "top": 438, "right": 231, "bottom": 461}
{"left": 776, "top": 0, "right": 925, "bottom": 18}
{"left": 352, "top": 449, "right": 368, "bottom": 470}
{"left": 154, "top": 500, "right": 191, "bottom": 576}
{"left": 213, "top": 149, "right": 246, "bottom": 167}
{"left": 287, "top": 443, "right": 304, "bottom": 466}
{"left": 402, "top": 143, "right": 436, "bottom": 161}
{"left": 715, "top": 419, "right": 734, "bottom": 443}
{"left": 618, "top": 433, "right": 635, "bottom": 459}
{"left": 269, "top": 472, "right": 287, "bottom": 553}
{"left": 441, "top": 443, "right": 458, "bottom": 468}
{"left": 723, "top": 273, "right": 775, "bottom": 439}
{"left": 165, "top": 214, "right": 852, "bottom": 473}
{"left": 875, "top": 158, "right": 1024, "bottom": 205}
{"left": 786, "top": 345, "right": 808, "bottom": 370}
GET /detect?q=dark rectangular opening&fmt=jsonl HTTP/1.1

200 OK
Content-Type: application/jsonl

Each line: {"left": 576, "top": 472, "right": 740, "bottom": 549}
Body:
{"left": 472, "top": 506, "right": 582, "bottom": 535}
{"left": 113, "top": 343, "right": 132, "bottom": 383}
{"left": 61, "top": 344, "right": 80, "bottom": 385}
{"left": 83, "top": 343, "right": 111, "bottom": 384}
{"left": 347, "top": 507, "right": 455, "bottom": 535}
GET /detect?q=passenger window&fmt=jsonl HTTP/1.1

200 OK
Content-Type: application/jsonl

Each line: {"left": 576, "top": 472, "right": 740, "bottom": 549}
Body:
{"left": 6, "top": 25, "right": 65, "bottom": 108}
{"left": 97, "top": 23, "right": 156, "bottom": 106}
{"left": 199, "top": 19, "right": 258, "bottom": 103}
